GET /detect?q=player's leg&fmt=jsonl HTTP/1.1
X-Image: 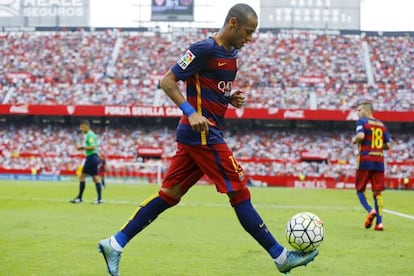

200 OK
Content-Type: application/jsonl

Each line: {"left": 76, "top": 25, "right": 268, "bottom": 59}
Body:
{"left": 356, "top": 170, "right": 373, "bottom": 212}
{"left": 189, "top": 143, "right": 284, "bottom": 255}
{"left": 92, "top": 175, "right": 103, "bottom": 204}
{"left": 98, "top": 143, "right": 203, "bottom": 275}
{"left": 98, "top": 190, "right": 179, "bottom": 276}
{"left": 371, "top": 171, "right": 385, "bottom": 230}
{"left": 356, "top": 170, "right": 376, "bottom": 228}
{"left": 188, "top": 143, "right": 318, "bottom": 273}
{"left": 70, "top": 171, "right": 87, "bottom": 203}
{"left": 229, "top": 188, "right": 285, "bottom": 255}
{"left": 373, "top": 191, "right": 384, "bottom": 230}
{"left": 86, "top": 154, "right": 103, "bottom": 203}
{"left": 229, "top": 188, "right": 318, "bottom": 273}
{"left": 88, "top": 154, "right": 103, "bottom": 203}
{"left": 114, "top": 145, "right": 203, "bottom": 246}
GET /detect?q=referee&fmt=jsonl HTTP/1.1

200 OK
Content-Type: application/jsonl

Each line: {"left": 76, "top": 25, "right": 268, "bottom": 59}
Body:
{"left": 70, "top": 120, "right": 103, "bottom": 204}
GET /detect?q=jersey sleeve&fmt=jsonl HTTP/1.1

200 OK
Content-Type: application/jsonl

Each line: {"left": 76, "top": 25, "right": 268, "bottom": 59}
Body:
{"left": 171, "top": 39, "right": 212, "bottom": 80}
{"left": 355, "top": 119, "right": 365, "bottom": 134}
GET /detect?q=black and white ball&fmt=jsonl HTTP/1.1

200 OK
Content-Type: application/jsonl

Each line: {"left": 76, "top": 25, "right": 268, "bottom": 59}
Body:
{"left": 285, "top": 212, "right": 324, "bottom": 252}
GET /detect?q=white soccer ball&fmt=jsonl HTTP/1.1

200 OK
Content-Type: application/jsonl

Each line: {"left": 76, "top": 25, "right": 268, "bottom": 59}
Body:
{"left": 285, "top": 212, "right": 324, "bottom": 252}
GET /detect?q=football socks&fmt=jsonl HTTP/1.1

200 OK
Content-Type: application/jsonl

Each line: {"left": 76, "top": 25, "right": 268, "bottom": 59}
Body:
{"left": 95, "top": 182, "right": 102, "bottom": 201}
{"left": 115, "top": 193, "right": 176, "bottom": 247}
{"left": 77, "top": 180, "right": 86, "bottom": 199}
{"left": 233, "top": 199, "right": 285, "bottom": 259}
{"left": 357, "top": 191, "right": 372, "bottom": 212}
{"left": 374, "top": 194, "right": 383, "bottom": 224}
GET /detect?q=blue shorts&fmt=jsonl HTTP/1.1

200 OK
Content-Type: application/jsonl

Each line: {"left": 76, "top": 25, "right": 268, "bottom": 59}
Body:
{"left": 82, "top": 154, "right": 99, "bottom": 176}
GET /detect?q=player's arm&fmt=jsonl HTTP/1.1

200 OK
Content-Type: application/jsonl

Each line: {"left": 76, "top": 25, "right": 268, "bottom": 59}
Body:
{"left": 77, "top": 145, "right": 96, "bottom": 150}
{"left": 160, "top": 69, "right": 211, "bottom": 133}
{"left": 159, "top": 70, "right": 188, "bottom": 108}
{"left": 384, "top": 142, "right": 391, "bottom": 150}
{"left": 351, "top": 132, "right": 364, "bottom": 144}
{"left": 352, "top": 122, "right": 365, "bottom": 144}
{"left": 77, "top": 137, "right": 97, "bottom": 151}
{"left": 77, "top": 143, "right": 86, "bottom": 150}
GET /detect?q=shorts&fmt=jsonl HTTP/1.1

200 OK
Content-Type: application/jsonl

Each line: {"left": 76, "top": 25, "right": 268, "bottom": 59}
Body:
{"left": 162, "top": 142, "right": 248, "bottom": 194}
{"left": 355, "top": 169, "right": 385, "bottom": 192}
{"left": 82, "top": 154, "right": 99, "bottom": 176}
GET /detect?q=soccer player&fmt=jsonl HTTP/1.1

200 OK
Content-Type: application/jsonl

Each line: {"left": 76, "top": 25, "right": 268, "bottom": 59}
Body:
{"left": 98, "top": 3, "right": 318, "bottom": 275}
{"left": 352, "top": 102, "right": 391, "bottom": 231}
{"left": 70, "top": 120, "right": 104, "bottom": 204}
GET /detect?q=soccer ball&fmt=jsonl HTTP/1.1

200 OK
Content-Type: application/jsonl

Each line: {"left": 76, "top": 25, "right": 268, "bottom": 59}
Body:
{"left": 285, "top": 212, "right": 324, "bottom": 252}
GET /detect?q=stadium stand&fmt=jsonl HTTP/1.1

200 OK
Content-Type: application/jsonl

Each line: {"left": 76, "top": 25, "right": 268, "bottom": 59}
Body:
{"left": 1, "top": 30, "right": 413, "bottom": 110}
{"left": 0, "top": 122, "right": 412, "bottom": 185}
{"left": 0, "top": 29, "right": 412, "bottom": 188}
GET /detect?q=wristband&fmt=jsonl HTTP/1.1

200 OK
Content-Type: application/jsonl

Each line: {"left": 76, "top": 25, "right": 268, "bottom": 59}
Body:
{"left": 179, "top": 101, "right": 196, "bottom": 117}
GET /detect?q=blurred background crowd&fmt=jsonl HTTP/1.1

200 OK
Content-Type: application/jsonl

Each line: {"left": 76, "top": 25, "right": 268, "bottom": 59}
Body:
{"left": 2, "top": 30, "right": 413, "bottom": 110}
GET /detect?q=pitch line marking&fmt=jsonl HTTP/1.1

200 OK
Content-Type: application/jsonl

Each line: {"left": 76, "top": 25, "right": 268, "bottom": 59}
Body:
{"left": 2, "top": 196, "right": 414, "bottom": 220}
{"left": 0, "top": 196, "right": 357, "bottom": 210}
{"left": 383, "top": 209, "right": 414, "bottom": 220}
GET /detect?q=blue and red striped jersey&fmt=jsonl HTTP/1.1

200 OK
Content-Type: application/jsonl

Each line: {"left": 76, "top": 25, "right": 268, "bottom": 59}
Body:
{"left": 355, "top": 117, "right": 391, "bottom": 171}
{"left": 171, "top": 35, "right": 238, "bottom": 145}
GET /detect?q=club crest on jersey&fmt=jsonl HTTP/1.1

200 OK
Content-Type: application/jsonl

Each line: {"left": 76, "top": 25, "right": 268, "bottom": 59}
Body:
{"left": 177, "top": 49, "right": 196, "bottom": 70}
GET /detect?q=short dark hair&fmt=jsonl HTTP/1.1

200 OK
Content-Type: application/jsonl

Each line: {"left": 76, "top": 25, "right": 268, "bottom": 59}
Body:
{"left": 80, "top": 120, "right": 90, "bottom": 126}
{"left": 224, "top": 3, "right": 257, "bottom": 26}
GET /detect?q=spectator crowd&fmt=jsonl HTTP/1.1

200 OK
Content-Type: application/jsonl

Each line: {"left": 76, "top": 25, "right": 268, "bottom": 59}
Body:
{"left": 1, "top": 29, "right": 412, "bottom": 182}
{"left": 1, "top": 29, "right": 413, "bottom": 110}
{"left": 0, "top": 123, "right": 412, "bottom": 181}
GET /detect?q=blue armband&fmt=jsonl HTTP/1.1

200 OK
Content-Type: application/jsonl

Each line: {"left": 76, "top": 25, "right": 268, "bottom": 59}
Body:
{"left": 179, "top": 101, "right": 196, "bottom": 117}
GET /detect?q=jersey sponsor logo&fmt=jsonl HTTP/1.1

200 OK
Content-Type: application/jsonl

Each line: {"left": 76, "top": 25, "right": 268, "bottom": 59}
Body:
{"left": 177, "top": 49, "right": 195, "bottom": 70}
{"left": 217, "top": 80, "right": 232, "bottom": 96}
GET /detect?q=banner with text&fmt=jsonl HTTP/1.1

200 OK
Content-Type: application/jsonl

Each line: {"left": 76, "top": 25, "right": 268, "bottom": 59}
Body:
{"left": 0, "top": 104, "right": 413, "bottom": 122}
{"left": 0, "top": 0, "right": 90, "bottom": 27}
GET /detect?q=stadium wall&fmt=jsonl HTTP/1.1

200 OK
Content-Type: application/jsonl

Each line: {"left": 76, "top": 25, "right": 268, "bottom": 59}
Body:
{"left": 1, "top": 168, "right": 412, "bottom": 190}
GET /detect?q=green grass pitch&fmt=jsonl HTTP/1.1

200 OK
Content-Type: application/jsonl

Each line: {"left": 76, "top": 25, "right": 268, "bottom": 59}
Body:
{"left": 1, "top": 180, "right": 413, "bottom": 276}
